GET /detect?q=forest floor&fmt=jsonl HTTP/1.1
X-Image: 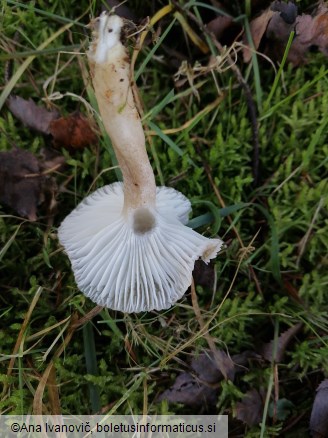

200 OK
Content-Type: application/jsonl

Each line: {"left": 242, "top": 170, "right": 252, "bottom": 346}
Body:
{"left": 0, "top": 1, "right": 327, "bottom": 437}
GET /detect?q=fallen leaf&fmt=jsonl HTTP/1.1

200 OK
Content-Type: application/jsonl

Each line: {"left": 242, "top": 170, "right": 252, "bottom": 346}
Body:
{"left": 267, "top": 2, "right": 328, "bottom": 65}
{"left": 266, "top": 10, "right": 296, "bottom": 43}
{"left": 7, "top": 95, "right": 59, "bottom": 134}
{"left": 7, "top": 95, "right": 97, "bottom": 150}
{"left": 192, "top": 260, "right": 215, "bottom": 289}
{"left": 244, "top": 2, "right": 328, "bottom": 65}
{"left": 207, "top": 15, "right": 234, "bottom": 40}
{"left": 157, "top": 349, "right": 254, "bottom": 407}
{"left": 0, "top": 147, "right": 43, "bottom": 221}
{"left": 191, "top": 349, "right": 236, "bottom": 382}
{"left": 294, "top": 4, "right": 328, "bottom": 58}
{"left": 235, "top": 388, "right": 265, "bottom": 426}
{"left": 310, "top": 379, "right": 328, "bottom": 438}
{"left": 49, "top": 112, "right": 98, "bottom": 150}
{"left": 312, "top": 4, "right": 328, "bottom": 56}
{"left": 243, "top": 8, "right": 275, "bottom": 62}
{"left": 191, "top": 350, "right": 223, "bottom": 383}
{"left": 157, "top": 372, "right": 218, "bottom": 407}
{"left": 271, "top": 1, "right": 298, "bottom": 24}
{"left": 260, "top": 323, "right": 303, "bottom": 362}
{"left": 0, "top": 146, "right": 62, "bottom": 221}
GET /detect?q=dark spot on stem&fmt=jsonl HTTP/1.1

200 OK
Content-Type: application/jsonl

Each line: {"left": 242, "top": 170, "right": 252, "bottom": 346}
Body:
{"left": 133, "top": 208, "right": 156, "bottom": 234}
{"left": 108, "top": 28, "right": 113, "bottom": 33}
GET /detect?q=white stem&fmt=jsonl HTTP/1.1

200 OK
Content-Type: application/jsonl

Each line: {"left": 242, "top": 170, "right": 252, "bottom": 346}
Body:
{"left": 88, "top": 13, "right": 156, "bottom": 212}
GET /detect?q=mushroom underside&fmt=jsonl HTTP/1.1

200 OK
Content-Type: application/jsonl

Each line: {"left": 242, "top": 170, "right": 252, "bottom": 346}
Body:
{"left": 58, "top": 182, "right": 223, "bottom": 313}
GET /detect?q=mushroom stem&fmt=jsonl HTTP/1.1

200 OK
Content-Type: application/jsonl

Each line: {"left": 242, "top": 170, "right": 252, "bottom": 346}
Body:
{"left": 87, "top": 13, "right": 156, "bottom": 212}
{"left": 58, "top": 12, "right": 224, "bottom": 313}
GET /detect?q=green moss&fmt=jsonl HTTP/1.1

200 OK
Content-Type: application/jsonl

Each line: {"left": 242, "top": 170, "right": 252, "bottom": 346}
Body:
{"left": 0, "top": 1, "right": 327, "bottom": 436}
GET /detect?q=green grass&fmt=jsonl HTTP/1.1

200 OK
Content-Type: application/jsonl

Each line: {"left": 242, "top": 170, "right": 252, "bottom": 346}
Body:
{"left": 0, "top": 1, "right": 327, "bottom": 436}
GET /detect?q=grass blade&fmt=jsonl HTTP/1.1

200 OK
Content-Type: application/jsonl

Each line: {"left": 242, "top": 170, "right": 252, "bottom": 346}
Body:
{"left": 147, "top": 121, "right": 196, "bottom": 167}
{"left": 0, "top": 224, "right": 22, "bottom": 262}
{"left": 265, "top": 31, "right": 295, "bottom": 109}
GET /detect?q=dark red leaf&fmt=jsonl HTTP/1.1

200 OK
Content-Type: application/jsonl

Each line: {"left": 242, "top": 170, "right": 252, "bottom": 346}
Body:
{"left": 244, "top": 2, "right": 328, "bottom": 65}
{"left": 192, "top": 260, "right": 215, "bottom": 289}
{"left": 157, "top": 372, "right": 218, "bottom": 407}
{"left": 49, "top": 112, "right": 98, "bottom": 150}
{"left": 0, "top": 146, "right": 63, "bottom": 220}
{"left": 0, "top": 147, "right": 42, "bottom": 221}
{"left": 271, "top": 1, "right": 298, "bottom": 24}
{"left": 310, "top": 379, "right": 328, "bottom": 438}
{"left": 243, "top": 8, "right": 275, "bottom": 62}
{"left": 260, "top": 323, "right": 303, "bottom": 362}
{"left": 191, "top": 349, "right": 236, "bottom": 382}
{"left": 207, "top": 15, "right": 233, "bottom": 40}
{"left": 235, "top": 388, "right": 265, "bottom": 426}
{"left": 7, "top": 95, "right": 59, "bottom": 134}
{"left": 157, "top": 349, "right": 254, "bottom": 407}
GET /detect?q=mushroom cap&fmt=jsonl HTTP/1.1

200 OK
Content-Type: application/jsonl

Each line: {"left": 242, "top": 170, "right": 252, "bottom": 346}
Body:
{"left": 58, "top": 182, "right": 223, "bottom": 313}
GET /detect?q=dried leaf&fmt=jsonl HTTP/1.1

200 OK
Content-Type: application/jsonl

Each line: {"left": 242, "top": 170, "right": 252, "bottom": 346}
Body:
{"left": 207, "top": 15, "right": 233, "bottom": 40}
{"left": 266, "top": 2, "right": 328, "bottom": 65}
{"left": 243, "top": 8, "right": 275, "bottom": 62}
{"left": 271, "top": 1, "right": 298, "bottom": 24}
{"left": 192, "top": 349, "right": 236, "bottom": 382}
{"left": 157, "top": 372, "right": 217, "bottom": 407}
{"left": 260, "top": 323, "right": 303, "bottom": 362}
{"left": 158, "top": 349, "right": 254, "bottom": 407}
{"left": 0, "top": 147, "right": 42, "bottom": 221}
{"left": 191, "top": 350, "right": 225, "bottom": 383}
{"left": 7, "top": 95, "right": 97, "bottom": 150}
{"left": 7, "top": 95, "right": 59, "bottom": 134}
{"left": 235, "top": 389, "right": 264, "bottom": 426}
{"left": 244, "top": 2, "right": 328, "bottom": 65}
{"left": 0, "top": 146, "right": 61, "bottom": 221}
{"left": 310, "top": 379, "right": 328, "bottom": 438}
{"left": 49, "top": 112, "right": 98, "bottom": 150}
{"left": 295, "top": 4, "right": 328, "bottom": 57}
{"left": 192, "top": 260, "right": 215, "bottom": 289}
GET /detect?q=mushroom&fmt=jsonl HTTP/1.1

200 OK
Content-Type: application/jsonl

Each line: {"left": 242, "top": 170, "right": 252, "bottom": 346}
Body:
{"left": 58, "top": 13, "right": 223, "bottom": 313}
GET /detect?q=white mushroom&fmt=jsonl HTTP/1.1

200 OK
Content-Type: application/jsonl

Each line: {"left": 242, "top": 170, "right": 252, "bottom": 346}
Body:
{"left": 58, "top": 13, "right": 223, "bottom": 313}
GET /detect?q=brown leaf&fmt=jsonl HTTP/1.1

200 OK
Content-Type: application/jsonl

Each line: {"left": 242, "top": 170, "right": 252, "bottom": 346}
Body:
{"left": 312, "top": 4, "right": 328, "bottom": 56}
{"left": 157, "top": 372, "right": 217, "bottom": 407}
{"left": 157, "top": 349, "right": 254, "bottom": 407}
{"left": 243, "top": 8, "right": 275, "bottom": 62}
{"left": 266, "top": 2, "right": 328, "bottom": 65}
{"left": 191, "top": 350, "right": 223, "bottom": 383}
{"left": 7, "top": 95, "right": 59, "bottom": 134}
{"left": 235, "top": 388, "right": 265, "bottom": 426}
{"left": 271, "top": 1, "right": 298, "bottom": 24}
{"left": 207, "top": 15, "right": 233, "bottom": 40}
{"left": 0, "top": 147, "right": 42, "bottom": 221}
{"left": 294, "top": 4, "right": 328, "bottom": 57}
{"left": 260, "top": 323, "right": 303, "bottom": 362}
{"left": 310, "top": 379, "right": 328, "bottom": 438}
{"left": 49, "top": 112, "right": 98, "bottom": 150}
{"left": 193, "top": 260, "right": 215, "bottom": 289}
{"left": 192, "top": 349, "right": 237, "bottom": 382}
